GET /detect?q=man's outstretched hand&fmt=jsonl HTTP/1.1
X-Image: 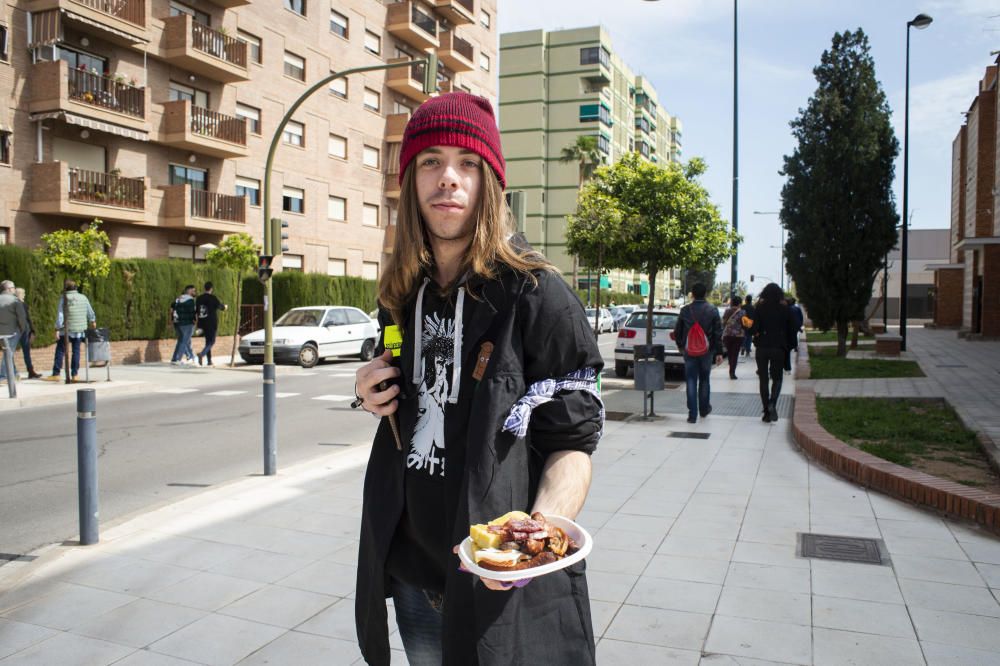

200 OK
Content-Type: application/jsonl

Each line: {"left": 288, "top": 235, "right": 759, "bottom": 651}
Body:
{"left": 453, "top": 544, "right": 531, "bottom": 592}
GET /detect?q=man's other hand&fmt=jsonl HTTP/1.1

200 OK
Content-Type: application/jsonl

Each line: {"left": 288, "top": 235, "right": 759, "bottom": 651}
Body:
{"left": 355, "top": 350, "right": 401, "bottom": 416}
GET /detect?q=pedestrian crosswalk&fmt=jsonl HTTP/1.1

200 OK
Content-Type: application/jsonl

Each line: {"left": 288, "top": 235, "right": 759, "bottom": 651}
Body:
{"left": 204, "top": 390, "right": 247, "bottom": 397}
{"left": 155, "top": 388, "right": 200, "bottom": 394}
{"left": 312, "top": 394, "right": 355, "bottom": 402}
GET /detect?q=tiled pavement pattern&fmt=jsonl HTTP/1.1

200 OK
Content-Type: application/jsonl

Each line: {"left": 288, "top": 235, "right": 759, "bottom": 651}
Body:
{"left": 3, "top": 352, "right": 1000, "bottom": 664}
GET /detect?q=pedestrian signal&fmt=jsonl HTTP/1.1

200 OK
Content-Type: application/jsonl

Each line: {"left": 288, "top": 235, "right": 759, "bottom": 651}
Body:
{"left": 258, "top": 255, "right": 274, "bottom": 282}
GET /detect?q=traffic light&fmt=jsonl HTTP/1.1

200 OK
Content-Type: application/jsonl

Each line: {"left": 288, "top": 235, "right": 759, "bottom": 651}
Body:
{"left": 269, "top": 217, "right": 289, "bottom": 254}
{"left": 257, "top": 255, "right": 274, "bottom": 282}
{"left": 422, "top": 53, "right": 438, "bottom": 95}
{"left": 750, "top": 274, "right": 755, "bottom": 282}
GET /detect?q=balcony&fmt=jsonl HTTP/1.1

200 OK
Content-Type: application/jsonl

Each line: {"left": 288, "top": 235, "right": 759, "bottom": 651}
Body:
{"left": 205, "top": 0, "right": 250, "bottom": 6}
{"left": 161, "top": 185, "right": 247, "bottom": 232}
{"left": 387, "top": 58, "right": 431, "bottom": 103}
{"left": 29, "top": 161, "right": 148, "bottom": 224}
{"left": 161, "top": 15, "right": 249, "bottom": 83}
{"left": 431, "top": 0, "right": 475, "bottom": 25}
{"left": 158, "top": 100, "right": 248, "bottom": 158}
{"left": 385, "top": 113, "right": 410, "bottom": 143}
{"left": 30, "top": 60, "right": 149, "bottom": 136}
{"left": 387, "top": 0, "right": 438, "bottom": 51}
{"left": 27, "top": 0, "right": 146, "bottom": 46}
{"left": 438, "top": 31, "right": 474, "bottom": 72}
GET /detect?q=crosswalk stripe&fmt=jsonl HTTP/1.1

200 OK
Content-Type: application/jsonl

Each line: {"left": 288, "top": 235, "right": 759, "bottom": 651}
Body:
{"left": 155, "top": 388, "right": 199, "bottom": 394}
{"left": 204, "top": 390, "right": 248, "bottom": 396}
{"left": 255, "top": 392, "right": 301, "bottom": 398}
{"left": 312, "top": 394, "right": 355, "bottom": 402}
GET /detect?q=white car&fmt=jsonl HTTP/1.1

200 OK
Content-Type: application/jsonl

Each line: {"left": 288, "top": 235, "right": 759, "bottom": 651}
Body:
{"left": 239, "top": 306, "right": 378, "bottom": 368}
{"left": 584, "top": 307, "right": 616, "bottom": 334}
{"left": 613, "top": 308, "right": 682, "bottom": 377}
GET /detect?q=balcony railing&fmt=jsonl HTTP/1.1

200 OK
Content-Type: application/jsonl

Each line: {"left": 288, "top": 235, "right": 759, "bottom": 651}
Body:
{"left": 69, "top": 168, "right": 145, "bottom": 209}
{"left": 191, "top": 190, "right": 245, "bottom": 223}
{"left": 190, "top": 106, "right": 246, "bottom": 145}
{"left": 452, "top": 34, "right": 474, "bottom": 62}
{"left": 411, "top": 5, "right": 437, "bottom": 37}
{"left": 68, "top": 67, "right": 145, "bottom": 118}
{"left": 192, "top": 22, "right": 247, "bottom": 68}
{"left": 73, "top": 0, "right": 145, "bottom": 26}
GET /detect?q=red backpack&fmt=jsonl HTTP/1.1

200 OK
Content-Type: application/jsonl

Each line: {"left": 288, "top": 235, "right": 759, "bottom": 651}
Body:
{"left": 685, "top": 318, "right": 709, "bottom": 357}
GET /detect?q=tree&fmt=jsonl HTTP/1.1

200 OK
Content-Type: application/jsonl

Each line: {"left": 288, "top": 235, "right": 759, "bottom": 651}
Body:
{"left": 713, "top": 280, "right": 748, "bottom": 303}
{"left": 37, "top": 219, "right": 111, "bottom": 291}
{"left": 205, "top": 233, "right": 259, "bottom": 366}
{"left": 683, "top": 267, "right": 716, "bottom": 299}
{"left": 780, "top": 29, "right": 899, "bottom": 356}
{"left": 566, "top": 186, "right": 623, "bottom": 335}
{"left": 590, "top": 153, "right": 737, "bottom": 345}
{"left": 560, "top": 135, "right": 604, "bottom": 289}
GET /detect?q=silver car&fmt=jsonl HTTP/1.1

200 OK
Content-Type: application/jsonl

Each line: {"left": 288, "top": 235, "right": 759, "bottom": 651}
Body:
{"left": 584, "top": 307, "right": 616, "bottom": 334}
{"left": 613, "top": 309, "right": 682, "bottom": 377}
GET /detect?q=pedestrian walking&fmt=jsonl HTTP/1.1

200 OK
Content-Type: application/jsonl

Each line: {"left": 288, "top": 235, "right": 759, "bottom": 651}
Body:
{"left": 674, "top": 283, "right": 724, "bottom": 423}
{"left": 721, "top": 295, "right": 745, "bottom": 379}
{"left": 46, "top": 279, "right": 96, "bottom": 382}
{"left": 195, "top": 282, "right": 227, "bottom": 366}
{"left": 0, "top": 280, "right": 28, "bottom": 383}
{"left": 785, "top": 296, "right": 804, "bottom": 372}
{"left": 741, "top": 293, "right": 755, "bottom": 358}
{"left": 170, "top": 285, "right": 197, "bottom": 365}
{"left": 353, "top": 92, "right": 603, "bottom": 665}
{"left": 749, "top": 283, "right": 799, "bottom": 423}
{"left": 14, "top": 288, "right": 42, "bottom": 379}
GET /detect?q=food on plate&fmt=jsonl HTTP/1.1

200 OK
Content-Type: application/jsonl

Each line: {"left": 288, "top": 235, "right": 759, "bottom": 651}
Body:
{"left": 469, "top": 511, "right": 580, "bottom": 572}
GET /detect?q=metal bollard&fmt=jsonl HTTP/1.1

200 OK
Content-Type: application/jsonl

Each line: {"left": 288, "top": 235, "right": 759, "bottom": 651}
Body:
{"left": 77, "top": 389, "right": 99, "bottom": 545}
{"left": 2, "top": 336, "right": 16, "bottom": 399}
{"left": 263, "top": 362, "right": 276, "bottom": 475}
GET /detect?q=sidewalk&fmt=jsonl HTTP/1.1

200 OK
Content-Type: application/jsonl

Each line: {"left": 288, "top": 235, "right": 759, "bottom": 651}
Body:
{"left": 3, "top": 359, "right": 1000, "bottom": 664}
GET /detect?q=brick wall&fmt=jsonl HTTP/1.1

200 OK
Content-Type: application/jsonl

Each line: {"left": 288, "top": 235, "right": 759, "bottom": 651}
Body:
{"left": 933, "top": 268, "right": 964, "bottom": 328}
{"left": 984, "top": 245, "right": 1000, "bottom": 338}
{"left": 23, "top": 335, "right": 238, "bottom": 373}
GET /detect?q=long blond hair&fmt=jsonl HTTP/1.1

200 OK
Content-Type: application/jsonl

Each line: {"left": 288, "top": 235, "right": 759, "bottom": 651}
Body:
{"left": 379, "top": 161, "right": 553, "bottom": 326}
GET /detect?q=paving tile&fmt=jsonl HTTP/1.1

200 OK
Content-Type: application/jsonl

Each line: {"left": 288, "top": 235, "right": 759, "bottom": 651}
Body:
{"left": 956, "top": 536, "right": 1000, "bottom": 566}
{"left": 977, "top": 562, "right": 1000, "bottom": 588}
{"left": 812, "top": 595, "right": 916, "bottom": 638}
{"left": 898, "top": 577, "right": 1000, "bottom": 617}
{"left": 657, "top": 536, "right": 735, "bottom": 561}
{"left": 589, "top": 599, "right": 619, "bottom": 638}
{"left": 3, "top": 583, "right": 136, "bottom": 631}
{"left": 643, "top": 554, "right": 730, "bottom": 585}
{"left": 112, "top": 651, "right": 204, "bottom": 665}
{"left": 714, "top": 586, "right": 810, "bottom": 625}
{"left": 878, "top": 517, "right": 955, "bottom": 540}
{"left": 699, "top": 656, "right": 799, "bottom": 666}
{"left": 921, "top": 640, "right": 1000, "bottom": 666}
{"left": 606, "top": 513, "right": 676, "bottom": 534}
{"left": 0, "top": 631, "right": 133, "bottom": 665}
{"left": 812, "top": 627, "right": 924, "bottom": 666}
{"left": 736, "top": 524, "right": 801, "bottom": 547}
{"left": 725, "top": 562, "right": 811, "bottom": 594}
{"left": 732, "top": 541, "right": 809, "bottom": 569}
{"left": 586, "top": 571, "right": 638, "bottom": 604}
{"left": 278, "top": 561, "right": 357, "bottom": 598}
{"left": 882, "top": 534, "right": 969, "bottom": 560}
{"left": 294, "top": 598, "right": 356, "bottom": 642}
{"left": 595, "top": 527, "right": 663, "bottom": 553}
{"left": 704, "top": 615, "right": 811, "bottom": 665}
{"left": 625, "top": 577, "right": 721, "bottom": 614}
{"left": 235, "top": 630, "right": 362, "bottom": 665}
{"left": 208, "top": 550, "right": 318, "bottom": 584}
{"left": 0, "top": 619, "right": 57, "bottom": 660}
{"left": 811, "top": 563, "right": 904, "bottom": 604}
{"left": 596, "top": 638, "right": 700, "bottom": 665}
{"left": 123, "top": 535, "right": 253, "bottom": 571}
{"left": 219, "top": 584, "right": 339, "bottom": 629}
{"left": 909, "top": 607, "right": 1000, "bottom": 652}
{"left": 56, "top": 557, "right": 198, "bottom": 597}
{"left": 71, "top": 598, "right": 205, "bottom": 648}
{"left": 669, "top": 519, "right": 742, "bottom": 541}
{"left": 890, "top": 554, "right": 985, "bottom": 586}
{"left": 585, "top": 546, "right": 653, "bottom": 576}
{"left": 148, "top": 614, "right": 286, "bottom": 665}
{"left": 604, "top": 604, "right": 711, "bottom": 651}
{"left": 146, "top": 571, "right": 262, "bottom": 612}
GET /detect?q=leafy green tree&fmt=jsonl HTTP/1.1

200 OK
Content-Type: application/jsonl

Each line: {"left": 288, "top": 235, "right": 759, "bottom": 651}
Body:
{"left": 37, "top": 219, "right": 111, "bottom": 291}
{"left": 683, "top": 267, "right": 716, "bottom": 299}
{"left": 713, "top": 280, "right": 748, "bottom": 303}
{"left": 780, "top": 29, "right": 899, "bottom": 356}
{"left": 206, "top": 233, "right": 259, "bottom": 366}
{"left": 560, "top": 135, "right": 604, "bottom": 288}
{"left": 566, "top": 187, "right": 623, "bottom": 334}
{"left": 590, "top": 153, "right": 737, "bottom": 345}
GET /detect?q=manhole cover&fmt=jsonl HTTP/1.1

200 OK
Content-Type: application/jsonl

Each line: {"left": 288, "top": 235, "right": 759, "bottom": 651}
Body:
{"left": 605, "top": 411, "right": 632, "bottom": 422}
{"left": 667, "top": 431, "right": 711, "bottom": 439}
{"left": 799, "top": 533, "right": 888, "bottom": 565}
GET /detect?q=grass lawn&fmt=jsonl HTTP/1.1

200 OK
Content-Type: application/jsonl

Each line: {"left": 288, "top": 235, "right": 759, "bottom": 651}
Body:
{"left": 807, "top": 345, "right": 924, "bottom": 379}
{"left": 805, "top": 329, "right": 874, "bottom": 343}
{"left": 816, "top": 397, "right": 998, "bottom": 492}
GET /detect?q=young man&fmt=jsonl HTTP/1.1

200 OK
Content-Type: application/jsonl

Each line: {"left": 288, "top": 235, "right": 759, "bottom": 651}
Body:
{"left": 353, "top": 92, "right": 603, "bottom": 665}
{"left": 0, "top": 280, "right": 27, "bottom": 383}
{"left": 195, "top": 282, "right": 227, "bottom": 366}
{"left": 46, "top": 279, "right": 96, "bottom": 381}
{"left": 741, "top": 293, "right": 756, "bottom": 358}
{"left": 170, "top": 285, "right": 197, "bottom": 365}
{"left": 673, "top": 283, "right": 724, "bottom": 423}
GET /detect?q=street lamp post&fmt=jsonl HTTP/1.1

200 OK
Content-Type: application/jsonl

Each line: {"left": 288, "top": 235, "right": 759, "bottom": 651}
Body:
{"left": 899, "top": 12, "right": 933, "bottom": 351}
{"left": 753, "top": 210, "right": 783, "bottom": 291}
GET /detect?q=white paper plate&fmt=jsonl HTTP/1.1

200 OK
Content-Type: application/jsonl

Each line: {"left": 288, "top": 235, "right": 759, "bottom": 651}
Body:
{"left": 458, "top": 515, "right": 593, "bottom": 582}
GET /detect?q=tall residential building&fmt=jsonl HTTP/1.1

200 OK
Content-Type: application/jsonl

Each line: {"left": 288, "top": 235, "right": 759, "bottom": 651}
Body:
{"left": 0, "top": 0, "right": 497, "bottom": 278}
{"left": 498, "top": 26, "right": 684, "bottom": 302}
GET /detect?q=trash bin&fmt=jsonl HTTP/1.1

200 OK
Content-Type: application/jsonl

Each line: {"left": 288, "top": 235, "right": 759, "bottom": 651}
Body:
{"left": 86, "top": 328, "right": 111, "bottom": 363}
{"left": 633, "top": 344, "right": 665, "bottom": 392}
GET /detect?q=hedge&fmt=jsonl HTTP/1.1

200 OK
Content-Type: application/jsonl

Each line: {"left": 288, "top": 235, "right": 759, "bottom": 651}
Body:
{"left": 242, "top": 271, "right": 378, "bottom": 320}
{"left": 574, "top": 289, "right": 647, "bottom": 306}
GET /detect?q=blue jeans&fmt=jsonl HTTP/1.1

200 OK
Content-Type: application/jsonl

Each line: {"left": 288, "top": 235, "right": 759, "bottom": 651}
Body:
{"left": 742, "top": 333, "right": 753, "bottom": 355}
{"left": 172, "top": 324, "right": 194, "bottom": 362}
{"left": 684, "top": 353, "right": 713, "bottom": 420}
{"left": 18, "top": 332, "right": 36, "bottom": 375}
{"left": 390, "top": 579, "right": 443, "bottom": 666}
{"left": 0, "top": 332, "right": 19, "bottom": 380}
{"left": 199, "top": 326, "right": 217, "bottom": 363}
{"left": 52, "top": 335, "right": 82, "bottom": 377}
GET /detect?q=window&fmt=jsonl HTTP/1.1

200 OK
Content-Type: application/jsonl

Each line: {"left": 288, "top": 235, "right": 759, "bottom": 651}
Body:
{"left": 168, "top": 243, "right": 196, "bottom": 260}
{"left": 283, "top": 51, "right": 305, "bottom": 80}
{"left": 57, "top": 46, "right": 106, "bottom": 76}
{"left": 329, "top": 76, "right": 347, "bottom": 99}
{"left": 169, "top": 164, "right": 208, "bottom": 190}
{"left": 235, "top": 103, "right": 260, "bottom": 134}
{"left": 347, "top": 309, "right": 369, "bottom": 325}
{"left": 328, "top": 133, "right": 347, "bottom": 159}
{"left": 0, "top": 228, "right": 7, "bottom": 244}
{"left": 283, "top": 120, "right": 304, "bottom": 147}
{"left": 480, "top": 10, "right": 490, "bottom": 29}
{"left": 170, "top": 1, "right": 210, "bottom": 26}
{"left": 235, "top": 176, "right": 260, "bottom": 206}
{"left": 284, "top": 0, "right": 305, "bottom": 16}
{"left": 363, "top": 145, "right": 380, "bottom": 169}
{"left": 0, "top": 25, "right": 8, "bottom": 62}
{"left": 393, "top": 101, "right": 412, "bottom": 115}
{"left": 597, "top": 134, "right": 610, "bottom": 154}
{"left": 282, "top": 186, "right": 304, "bottom": 214}
{"left": 328, "top": 195, "right": 346, "bottom": 221}
{"left": 169, "top": 81, "right": 208, "bottom": 109}
{"left": 362, "top": 261, "right": 379, "bottom": 280}
{"left": 283, "top": 254, "right": 304, "bottom": 271}
{"left": 479, "top": 52, "right": 490, "bottom": 71}
{"left": 363, "top": 203, "right": 379, "bottom": 227}
{"left": 327, "top": 258, "right": 346, "bottom": 276}
{"left": 580, "top": 46, "right": 610, "bottom": 68}
{"left": 238, "top": 31, "right": 261, "bottom": 64}
{"left": 0, "top": 131, "right": 10, "bottom": 165}
{"left": 364, "top": 30, "right": 380, "bottom": 56}
{"left": 330, "top": 10, "right": 348, "bottom": 38}
{"left": 363, "top": 88, "right": 380, "bottom": 113}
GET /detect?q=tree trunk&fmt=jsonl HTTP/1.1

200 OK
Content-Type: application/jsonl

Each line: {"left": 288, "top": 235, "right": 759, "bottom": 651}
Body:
{"left": 645, "top": 269, "right": 657, "bottom": 347}
{"left": 229, "top": 273, "right": 243, "bottom": 367}
{"left": 850, "top": 321, "right": 860, "bottom": 349}
{"left": 836, "top": 318, "right": 849, "bottom": 357}
{"left": 593, "top": 247, "right": 602, "bottom": 336}
{"left": 572, "top": 255, "right": 578, "bottom": 295}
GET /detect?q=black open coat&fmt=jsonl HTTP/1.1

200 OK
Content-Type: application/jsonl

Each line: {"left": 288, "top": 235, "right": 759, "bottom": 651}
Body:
{"left": 355, "top": 267, "right": 603, "bottom": 665}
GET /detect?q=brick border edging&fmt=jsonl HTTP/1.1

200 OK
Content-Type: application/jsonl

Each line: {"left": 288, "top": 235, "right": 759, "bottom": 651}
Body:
{"left": 792, "top": 340, "right": 1000, "bottom": 535}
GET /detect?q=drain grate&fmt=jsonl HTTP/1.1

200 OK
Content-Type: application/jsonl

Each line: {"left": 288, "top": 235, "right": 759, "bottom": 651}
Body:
{"left": 166, "top": 483, "right": 211, "bottom": 488}
{"left": 605, "top": 411, "right": 633, "bottom": 422}
{"left": 799, "top": 533, "right": 888, "bottom": 565}
{"left": 935, "top": 364, "right": 968, "bottom": 368}
{"left": 668, "top": 431, "right": 711, "bottom": 439}
{"left": 0, "top": 553, "right": 36, "bottom": 562}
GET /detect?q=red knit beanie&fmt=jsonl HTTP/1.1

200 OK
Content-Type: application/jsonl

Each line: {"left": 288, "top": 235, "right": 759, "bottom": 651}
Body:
{"left": 399, "top": 92, "right": 506, "bottom": 189}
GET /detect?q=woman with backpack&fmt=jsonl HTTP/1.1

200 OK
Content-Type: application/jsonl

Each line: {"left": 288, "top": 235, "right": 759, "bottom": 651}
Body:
{"left": 749, "top": 283, "right": 798, "bottom": 423}
{"left": 721, "top": 295, "right": 745, "bottom": 380}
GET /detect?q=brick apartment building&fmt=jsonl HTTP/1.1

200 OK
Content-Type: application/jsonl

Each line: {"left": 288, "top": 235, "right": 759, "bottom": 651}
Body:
{"left": 934, "top": 54, "right": 999, "bottom": 337}
{"left": 0, "top": 0, "right": 497, "bottom": 278}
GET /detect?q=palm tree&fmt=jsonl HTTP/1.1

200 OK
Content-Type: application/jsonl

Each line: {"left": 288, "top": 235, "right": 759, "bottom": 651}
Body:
{"left": 560, "top": 135, "right": 604, "bottom": 291}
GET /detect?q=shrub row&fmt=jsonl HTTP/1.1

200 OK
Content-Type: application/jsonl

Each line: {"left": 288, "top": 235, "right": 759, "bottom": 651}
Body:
{"left": 242, "top": 271, "right": 378, "bottom": 320}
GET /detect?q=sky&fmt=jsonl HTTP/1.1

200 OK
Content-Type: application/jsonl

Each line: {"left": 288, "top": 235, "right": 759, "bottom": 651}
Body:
{"left": 497, "top": 0, "right": 998, "bottom": 293}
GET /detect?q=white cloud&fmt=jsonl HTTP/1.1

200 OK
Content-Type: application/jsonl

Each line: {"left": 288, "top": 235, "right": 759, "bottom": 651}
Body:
{"left": 893, "top": 66, "right": 984, "bottom": 143}
{"left": 925, "top": 0, "right": 1000, "bottom": 17}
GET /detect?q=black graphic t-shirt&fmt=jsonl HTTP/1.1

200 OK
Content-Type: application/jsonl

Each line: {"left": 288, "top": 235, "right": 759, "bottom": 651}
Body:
{"left": 386, "top": 285, "right": 470, "bottom": 593}
{"left": 195, "top": 293, "right": 224, "bottom": 329}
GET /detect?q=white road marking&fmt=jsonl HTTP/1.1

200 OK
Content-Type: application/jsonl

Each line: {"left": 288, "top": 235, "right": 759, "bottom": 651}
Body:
{"left": 312, "top": 394, "right": 355, "bottom": 402}
{"left": 155, "top": 388, "right": 199, "bottom": 394}
{"left": 325, "top": 372, "right": 356, "bottom": 377}
{"left": 255, "top": 392, "right": 301, "bottom": 398}
{"left": 204, "top": 390, "right": 248, "bottom": 396}
{"left": 296, "top": 372, "right": 318, "bottom": 377}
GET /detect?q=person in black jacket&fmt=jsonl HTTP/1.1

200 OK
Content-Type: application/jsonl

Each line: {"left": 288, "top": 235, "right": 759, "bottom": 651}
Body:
{"left": 673, "top": 283, "right": 724, "bottom": 423}
{"left": 749, "top": 283, "right": 798, "bottom": 422}
{"left": 741, "top": 293, "right": 756, "bottom": 358}
{"left": 352, "top": 92, "right": 603, "bottom": 666}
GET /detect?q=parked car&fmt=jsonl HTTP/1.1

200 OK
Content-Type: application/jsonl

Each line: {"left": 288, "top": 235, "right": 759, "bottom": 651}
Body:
{"left": 611, "top": 305, "right": 638, "bottom": 330}
{"left": 613, "top": 309, "right": 682, "bottom": 377}
{"left": 239, "top": 306, "right": 378, "bottom": 368}
{"left": 584, "top": 307, "right": 615, "bottom": 334}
